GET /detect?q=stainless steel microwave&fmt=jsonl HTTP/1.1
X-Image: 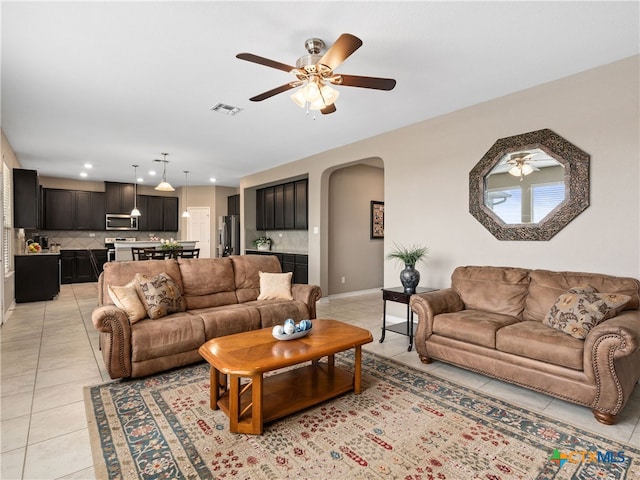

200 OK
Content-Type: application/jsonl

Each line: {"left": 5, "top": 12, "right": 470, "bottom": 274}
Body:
{"left": 106, "top": 214, "right": 138, "bottom": 231}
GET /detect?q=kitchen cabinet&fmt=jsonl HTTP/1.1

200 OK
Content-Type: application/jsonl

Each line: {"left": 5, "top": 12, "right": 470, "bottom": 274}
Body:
{"left": 294, "top": 180, "right": 308, "bottom": 230}
{"left": 15, "top": 254, "right": 60, "bottom": 303}
{"left": 255, "top": 179, "right": 308, "bottom": 231}
{"left": 136, "top": 195, "right": 178, "bottom": 231}
{"left": 105, "top": 182, "right": 135, "bottom": 214}
{"left": 245, "top": 250, "right": 308, "bottom": 284}
{"left": 43, "top": 189, "right": 104, "bottom": 230}
{"left": 13, "top": 168, "right": 40, "bottom": 229}
{"left": 60, "top": 249, "right": 107, "bottom": 284}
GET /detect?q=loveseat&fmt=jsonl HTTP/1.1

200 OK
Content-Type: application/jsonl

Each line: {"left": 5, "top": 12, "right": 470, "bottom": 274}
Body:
{"left": 92, "top": 255, "right": 322, "bottom": 379}
{"left": 410, "top": 266, "right": 640, "bottom": 424}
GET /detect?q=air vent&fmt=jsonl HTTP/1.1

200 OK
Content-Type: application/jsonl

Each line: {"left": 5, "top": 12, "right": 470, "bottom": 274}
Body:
{"left": 210, "top": 103, "right": 243, "bottom": 116}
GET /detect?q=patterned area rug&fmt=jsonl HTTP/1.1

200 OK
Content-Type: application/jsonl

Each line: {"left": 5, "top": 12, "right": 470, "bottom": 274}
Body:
{"left": 84, "top": 352, "right": 639, "bottom": 479}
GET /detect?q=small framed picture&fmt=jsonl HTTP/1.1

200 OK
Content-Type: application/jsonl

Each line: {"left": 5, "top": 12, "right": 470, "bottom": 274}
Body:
{"left": 370, "top": 201, "right": 384, "bottom": 239}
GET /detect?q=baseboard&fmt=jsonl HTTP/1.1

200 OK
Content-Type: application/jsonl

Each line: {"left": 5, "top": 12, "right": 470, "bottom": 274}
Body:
{"left": 323, "top": 288, "right": 381, "bottom": 301}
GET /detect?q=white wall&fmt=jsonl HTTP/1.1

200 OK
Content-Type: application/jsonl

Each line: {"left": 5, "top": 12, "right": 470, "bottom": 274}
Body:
{"left": 241, "top": 56, "right": 639, "bottom": 296}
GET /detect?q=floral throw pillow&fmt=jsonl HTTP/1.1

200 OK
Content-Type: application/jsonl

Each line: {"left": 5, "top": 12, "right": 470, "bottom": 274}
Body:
{"left": 543, "top": 286, "right": 631, "bottom": 339}
{"left": 135, "top": 272, "right": 186, "bottom": 320}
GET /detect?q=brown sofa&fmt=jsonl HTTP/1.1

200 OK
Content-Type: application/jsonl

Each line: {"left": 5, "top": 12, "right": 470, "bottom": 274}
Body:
{"left": 410, "top": 266, "right": 640, "bottom": 424}
{"left": 92, "top": 255, "right": 322, "bottom": 379}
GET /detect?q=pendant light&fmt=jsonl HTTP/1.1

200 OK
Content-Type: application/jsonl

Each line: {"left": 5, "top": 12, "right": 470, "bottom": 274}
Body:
{"left": 181, "top": 170, "right": 190, "bottom": 218}
{"left": 154, "top": 153, "right": 175, "bottom": 191}
{"left": 130, "top": 165, "right": 141, "bottom": 217}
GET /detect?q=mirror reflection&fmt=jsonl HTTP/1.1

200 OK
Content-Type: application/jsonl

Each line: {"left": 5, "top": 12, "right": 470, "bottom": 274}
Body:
{"left": 484, "top": 148, "right": 565, "bottom": 224}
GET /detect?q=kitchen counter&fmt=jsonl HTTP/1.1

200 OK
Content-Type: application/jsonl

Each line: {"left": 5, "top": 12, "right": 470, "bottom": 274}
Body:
{"left": 245, "top": 249, "right": 308, "bottom": 255}
{"left": 114, "top": 241, "right": 197, "bottom": 261}
{"left": 15, "top": 252, "right": 61, "bottom": 256}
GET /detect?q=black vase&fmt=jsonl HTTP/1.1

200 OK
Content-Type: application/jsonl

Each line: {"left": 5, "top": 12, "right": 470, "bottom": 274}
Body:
{"left": 400, "top": 264, "right": 420, "bottom": 294}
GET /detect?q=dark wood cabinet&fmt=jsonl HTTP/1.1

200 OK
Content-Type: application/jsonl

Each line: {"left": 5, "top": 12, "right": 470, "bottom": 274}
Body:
{"left": 13, "top": 168, "right": 40, "bottom": 229}
{"left": 60, "top": 249, "right": 107, "bottom": 284}
{"left": 256, "top": 189, "right": 265, "bottom": 230}
{"left": 283, "top": 182, "right": 295, "bottom": 229}
{"left": 136, "top": 195, "right": 178, "bottom": 231}
{"left": 294, "top": 180, "right": 308, "bottom": 230}
{"left": 15, "top": 254, "right": 60, "bottom": 303}
{"left": 245, "top": 250, "right": 308, "bottom": 284}
{"left": 228, "top": 194, "right": 240, "bottom": 216}
{"left": 74, "top": 191, "right": 105, "bottom": 230}
{"left": 264, "top": 187, "right": 275, "bottom": 230}
{"left": 44, "top": 189, "right": 104, "bottom": 230}
{"left": 44, "top": 189, "right": 75, "bottom": 230}
{"left": 105, "top": 182, "right": 135, "bottom": 214}
{"left": 255, "top": 179, "right": 308, "bottom": 231}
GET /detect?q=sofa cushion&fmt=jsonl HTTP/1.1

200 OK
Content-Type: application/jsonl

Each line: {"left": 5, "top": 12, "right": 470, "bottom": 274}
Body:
{"left": 131, "top": 313, "right": 205, "bottom": 362}
{"left": 451, "top": 266, "right": 530, "bottom": 318}
{"left": 107, "top": 280, "right": 147, "bottom": 324}
{"left": 192, "top": 304, "right": 262, "bottom": 339}
{"left": 244, "top": 299, "right": 311, "bottom": 328}
{"left": 135, "top": 272, "right": 187, "bottom": 320}
{"left": 543, "top": 287, "right": 631, "bottom": 339}
{"left": 178, "top": 257, "right": 238, "bottom": 309}
{"left": 524, "top": 270, "right": 640, "bottom": 322}
{"left": 432, "top": 310, "right": 520, "bottom": 349}
{"left": 232, "top": 255, "right": 283, "bottom": 303}
{"left": 496, "top": 321, "right": 584, "bottom": 370}
{"left": 258, "top": 271, "right": 293, "bottom": 300}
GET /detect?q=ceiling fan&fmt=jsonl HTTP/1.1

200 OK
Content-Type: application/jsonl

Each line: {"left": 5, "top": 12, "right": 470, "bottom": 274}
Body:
{"left": 236, "top": 33, "right": 396, "bottom": 115}
{"left": 505, "top": 152, "right": 540, "bottom": 181}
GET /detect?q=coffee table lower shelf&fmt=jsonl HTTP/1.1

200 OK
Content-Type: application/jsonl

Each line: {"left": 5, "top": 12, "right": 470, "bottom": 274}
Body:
{"left": 215, "top": 362, "right": 354, "bottom": 434}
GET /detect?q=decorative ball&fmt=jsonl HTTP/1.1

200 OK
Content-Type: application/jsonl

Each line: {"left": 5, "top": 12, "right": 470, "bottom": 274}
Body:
{"left": 299, "top": 319, "right": 312, "bottom": 331}
{"left": 272, "top": 325, "right": 284, "bottom": 336}
{"left": 283, "top": 322, "right": 295, "bottom": 335}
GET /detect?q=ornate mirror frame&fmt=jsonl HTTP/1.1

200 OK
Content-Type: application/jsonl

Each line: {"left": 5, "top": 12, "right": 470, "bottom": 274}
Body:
{"left": 469, "top": 129, "right": 590, "bottom": 241}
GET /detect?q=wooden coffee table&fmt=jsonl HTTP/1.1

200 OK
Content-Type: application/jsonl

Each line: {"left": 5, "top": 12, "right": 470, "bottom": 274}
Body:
{"left": 198, "top": 319, "right": 373, "bottom": 434}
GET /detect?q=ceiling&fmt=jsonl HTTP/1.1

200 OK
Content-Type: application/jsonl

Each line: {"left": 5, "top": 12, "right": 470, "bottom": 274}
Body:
{"left": 2, "top": 1, "right": 638, "bottom": 188}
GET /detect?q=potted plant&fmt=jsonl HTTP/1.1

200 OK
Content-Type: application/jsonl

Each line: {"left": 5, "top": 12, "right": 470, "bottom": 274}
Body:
{"left": 253, "top": 236, "right": 272, "bottom": 251}
{"left": 386, "top": 243, "right": 429, "bottom": 294}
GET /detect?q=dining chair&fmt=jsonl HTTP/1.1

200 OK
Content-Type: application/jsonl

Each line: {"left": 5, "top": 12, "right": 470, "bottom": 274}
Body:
{"left": 143, "top": 248, "right": 171, "bottom": 260}
{"left": 174, "top": 248, "right": 200, "bottom": 258}
{"left": 131, "top": 247, "right": 148, "bottom": 261}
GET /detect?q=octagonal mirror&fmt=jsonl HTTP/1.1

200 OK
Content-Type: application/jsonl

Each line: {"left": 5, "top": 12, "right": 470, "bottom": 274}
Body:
{"left": 469, "top": 129, "right": 590, "bottom": 241}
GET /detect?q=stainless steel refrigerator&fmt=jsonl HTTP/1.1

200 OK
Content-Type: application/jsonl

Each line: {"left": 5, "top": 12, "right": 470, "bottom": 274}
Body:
{"left": 218, "top": 215, "right": 240, "bottom": 257}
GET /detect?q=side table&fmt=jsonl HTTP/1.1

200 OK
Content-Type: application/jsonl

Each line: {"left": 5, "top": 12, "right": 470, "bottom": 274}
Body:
{"left": 380, "top": 286, "right": 437, "bottom": 351}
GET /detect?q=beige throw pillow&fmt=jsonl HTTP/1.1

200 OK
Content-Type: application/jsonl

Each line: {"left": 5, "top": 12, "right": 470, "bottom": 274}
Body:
{"left": 257, "top": 271, "right": 293, "bottom": 300}
{"left": 135, "top": 272, "right": 187, "bottom": 320}
{"left": 543, "top": 286, "right": 631, "bottom": 340}
{"left": 108, "top": 280, "right": 147, "bottom": 324}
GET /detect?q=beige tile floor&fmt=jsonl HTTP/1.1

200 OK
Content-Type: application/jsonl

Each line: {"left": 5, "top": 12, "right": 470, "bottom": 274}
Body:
{"left": 1, "top": 284, "right": 639, "bottom": 479}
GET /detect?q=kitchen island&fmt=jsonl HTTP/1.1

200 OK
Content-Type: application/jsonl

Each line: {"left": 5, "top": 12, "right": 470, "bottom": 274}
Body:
{"left": 114, "top": 241, "right": 198, "bottom": 261}
{"left": 15, "top": 253, "right": 61, "bottom": 303}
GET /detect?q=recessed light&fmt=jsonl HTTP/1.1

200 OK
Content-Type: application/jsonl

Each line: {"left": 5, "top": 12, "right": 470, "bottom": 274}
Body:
{"left": 149, "top": 170, "right": 156, "bottom": 176}
{"left": 84, "top": 163, "right": 93, "bottom": 169}
{"left": 137, "top": 177, "right": 144, "bottom": 183}
{"left": 80, "top": 172, "right": 88, "bottom": 177}
{"left": 209, "top": 177, "right": 217, "bottom": 183}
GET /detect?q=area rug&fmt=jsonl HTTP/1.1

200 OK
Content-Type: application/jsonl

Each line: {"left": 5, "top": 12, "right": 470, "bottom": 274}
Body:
{"left": 84, "top": 352, "right": 639, "bottom": 479}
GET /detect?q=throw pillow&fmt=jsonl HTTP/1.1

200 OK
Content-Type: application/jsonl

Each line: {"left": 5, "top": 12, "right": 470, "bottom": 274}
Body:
{"left": 257, "top": 271, "right": 293, "bottom": 301}
{"left": 135, "top": 272, "right": 186, "bottom": 320}
{"left": 107, "top": 280, "right": 147, "bottom": 324}
{"left": 543, "top": 286, "right": 631, "bottom": 340}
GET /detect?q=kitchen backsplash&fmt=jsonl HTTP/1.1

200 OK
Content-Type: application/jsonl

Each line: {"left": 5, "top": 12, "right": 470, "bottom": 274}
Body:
{"left": 21, "top": 230, "right": 178, "bottom": 250}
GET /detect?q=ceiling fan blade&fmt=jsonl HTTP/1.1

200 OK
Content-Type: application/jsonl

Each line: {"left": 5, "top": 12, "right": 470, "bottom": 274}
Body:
{"left": 236, "top": 53, "right": 295, "bottom": 73}
{"left": 333, "top": 74, "right": 396, "bottom": 91}
{"left": 318, "top": 33, "right": 363, "bottom": 70}
{"left": 249, "top": 83, "right": 296, "bottom": 102}
{"left": 321, "top": 104, "right": 337, "bottom": 115}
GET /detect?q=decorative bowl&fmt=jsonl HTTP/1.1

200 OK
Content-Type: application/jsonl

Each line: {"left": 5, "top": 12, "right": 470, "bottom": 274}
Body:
{"left": 272, "top": 329, "right": 310, "bottom": 341}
